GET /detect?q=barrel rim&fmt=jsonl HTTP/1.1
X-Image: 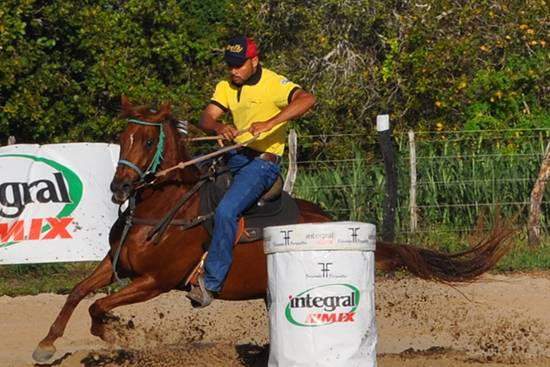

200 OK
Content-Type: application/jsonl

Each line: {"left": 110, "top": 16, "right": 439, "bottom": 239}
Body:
{"left": 263, "top": 222, "right": 376, "bottom": 254}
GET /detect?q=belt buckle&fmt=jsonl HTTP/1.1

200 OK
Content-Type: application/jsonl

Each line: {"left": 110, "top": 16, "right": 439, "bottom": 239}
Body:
{"left": 260, "top": 152, "right": 281, "bottom": 165}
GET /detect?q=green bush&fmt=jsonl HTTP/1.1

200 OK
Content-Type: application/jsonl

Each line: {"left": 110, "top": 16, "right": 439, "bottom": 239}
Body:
{"left": 0, "top": 0, "right": 244, "bottom": 143}
{"left": 0, "top": 1, "right": 548, "bottom": 160}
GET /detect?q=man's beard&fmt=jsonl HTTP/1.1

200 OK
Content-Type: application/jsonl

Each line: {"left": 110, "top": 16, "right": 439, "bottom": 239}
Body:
{"left": 231, "top": 76, "right": 244, "bottom": 85}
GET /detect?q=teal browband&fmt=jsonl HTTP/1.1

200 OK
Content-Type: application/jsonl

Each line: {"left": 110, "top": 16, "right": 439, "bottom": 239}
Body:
{"left": 118, "top": 118, "right": 165, "bottom": 178}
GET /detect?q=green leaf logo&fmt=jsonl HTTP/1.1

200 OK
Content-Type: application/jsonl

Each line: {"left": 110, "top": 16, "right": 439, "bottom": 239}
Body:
{"left": 0, "top": 154, "right": 83, "bottom": 248}
{"left": 285, "top": 283, "right": 360, "bottom": 327}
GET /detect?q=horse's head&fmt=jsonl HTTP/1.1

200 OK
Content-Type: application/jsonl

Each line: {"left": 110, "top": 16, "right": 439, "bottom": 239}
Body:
{"left": 110, "top": 96, "right": 174, "bottom": 204}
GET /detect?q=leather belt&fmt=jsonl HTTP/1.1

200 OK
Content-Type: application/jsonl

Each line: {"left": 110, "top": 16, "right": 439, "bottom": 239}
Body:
{"left": 239, "top": 147, "right": 281, "bottom": 165}
{"left": 259, "top": 152, "right": 281, "bottom": 164}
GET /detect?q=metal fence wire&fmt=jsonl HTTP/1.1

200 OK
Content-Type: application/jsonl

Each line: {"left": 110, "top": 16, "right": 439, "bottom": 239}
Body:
{"left": 288, "top": 128, "right": 550, "bottom": 239}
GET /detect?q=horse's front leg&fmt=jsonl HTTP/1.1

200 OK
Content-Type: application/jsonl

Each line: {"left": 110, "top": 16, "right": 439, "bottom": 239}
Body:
{"left": 89, "top": 275, "right": 163, "bottom": 342}
{"left": 32, "top": 256, "right": 114, "bottom": 362}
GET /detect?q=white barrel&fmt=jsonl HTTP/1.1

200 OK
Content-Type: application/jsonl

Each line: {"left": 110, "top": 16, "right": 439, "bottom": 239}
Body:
{"left": 263, "top": 222, "right": 377, "bottom": 367}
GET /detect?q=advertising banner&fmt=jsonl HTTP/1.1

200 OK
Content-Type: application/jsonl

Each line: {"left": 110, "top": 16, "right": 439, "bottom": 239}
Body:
{"left": 0, "top": 143, "right": 120, "bottom": 264}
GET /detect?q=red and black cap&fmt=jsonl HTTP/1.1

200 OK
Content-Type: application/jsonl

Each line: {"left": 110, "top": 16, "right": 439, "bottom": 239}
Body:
{"left": 224, "top": 36, "right": 258, "bottom": 67}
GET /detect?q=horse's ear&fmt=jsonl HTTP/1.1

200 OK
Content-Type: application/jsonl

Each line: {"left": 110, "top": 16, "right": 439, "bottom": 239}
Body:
{"left": 120, "top": 95, "right": 133, "bottom": 116}
{"left": 157, "top": 103, "right": 172, "bottom": 121}
{"left": 160, "top": 102, "right": 172, "bottom": 114}
{"left": 121, "top": 95, "right": 130, "bottom": 108}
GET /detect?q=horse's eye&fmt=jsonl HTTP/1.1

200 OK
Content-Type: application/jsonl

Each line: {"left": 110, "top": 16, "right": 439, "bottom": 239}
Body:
{"left": 145, "top": 139, "right": 154, "bottom": 148}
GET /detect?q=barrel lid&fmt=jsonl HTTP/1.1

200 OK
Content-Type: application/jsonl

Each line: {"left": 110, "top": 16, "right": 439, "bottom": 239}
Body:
{"left": 263, "top": 222, "right": 376, "bottom": 254}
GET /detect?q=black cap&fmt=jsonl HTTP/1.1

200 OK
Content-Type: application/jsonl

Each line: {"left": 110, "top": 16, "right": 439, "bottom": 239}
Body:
{"left": 224, "top": 36, "right": 258, "bottom": 67}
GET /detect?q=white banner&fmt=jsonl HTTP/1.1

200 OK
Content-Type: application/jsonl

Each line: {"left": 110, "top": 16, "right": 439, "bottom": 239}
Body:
{"left": 0, "top": 143, "right": 120, "bottom": 264}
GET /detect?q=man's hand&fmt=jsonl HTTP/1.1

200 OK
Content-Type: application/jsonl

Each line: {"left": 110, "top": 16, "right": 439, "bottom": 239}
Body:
{"left": 216, "top": 124, "right": 238, "bottom": 140}
{"left": 249, "top": 121, "right": 274, "bottom": 136}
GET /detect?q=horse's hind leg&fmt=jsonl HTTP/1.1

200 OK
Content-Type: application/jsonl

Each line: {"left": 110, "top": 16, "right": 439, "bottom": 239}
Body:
{"left": 88, "top": 275, "right": 162, "bottom": 342}
{"left": 32, "top": 256, "right": 114, "bottom": 362}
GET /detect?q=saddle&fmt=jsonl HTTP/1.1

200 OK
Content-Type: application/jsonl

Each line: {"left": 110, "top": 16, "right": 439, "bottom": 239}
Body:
{"left": 199, "top": 162, "right": 300, "bottom": 246}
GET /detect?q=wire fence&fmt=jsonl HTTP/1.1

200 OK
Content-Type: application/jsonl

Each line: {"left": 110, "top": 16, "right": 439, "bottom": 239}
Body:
{"left": 288, "top": 128, "right": 550, "bottom": 239}
{"left": 5, "top": 128, "right": 547, "bottom": 240}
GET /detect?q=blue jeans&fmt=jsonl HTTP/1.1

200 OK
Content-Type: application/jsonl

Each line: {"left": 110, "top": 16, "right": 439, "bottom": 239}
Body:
{"left": 203, "top": 150, "right": 280, "bottom": 292}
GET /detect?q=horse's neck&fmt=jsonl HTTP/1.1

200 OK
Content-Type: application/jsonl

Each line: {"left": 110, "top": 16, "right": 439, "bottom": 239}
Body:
{"left": 134, "top": 165, "right": 201, "bottom": 220}
{"left": 132, "top": 120, "right": 203, "bottom": 218}
{"left": 159, "top": 122, "right": 200, "bottom": 183}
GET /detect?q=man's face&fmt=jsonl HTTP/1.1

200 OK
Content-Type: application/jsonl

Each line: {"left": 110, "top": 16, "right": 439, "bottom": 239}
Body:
{"left": 227, "top": 56, "right": 258, "bottom": 85}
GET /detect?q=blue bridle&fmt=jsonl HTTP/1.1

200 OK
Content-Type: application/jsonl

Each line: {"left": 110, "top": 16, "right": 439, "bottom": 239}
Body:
{"left": 117, "top": 118, "right": 165, "bottom": 181}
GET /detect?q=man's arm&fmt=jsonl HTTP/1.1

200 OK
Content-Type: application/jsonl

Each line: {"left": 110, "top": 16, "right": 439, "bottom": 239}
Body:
{"left": 199, "top": 103, "right": 238, "bottom": 140}
{"left": 248, "top": 89, "right": 316, "bottom": 136}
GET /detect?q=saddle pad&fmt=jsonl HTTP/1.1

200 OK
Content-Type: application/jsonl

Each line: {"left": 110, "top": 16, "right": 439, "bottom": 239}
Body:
{"left": 238, "top": 191, "right": 300, "bottom": 242}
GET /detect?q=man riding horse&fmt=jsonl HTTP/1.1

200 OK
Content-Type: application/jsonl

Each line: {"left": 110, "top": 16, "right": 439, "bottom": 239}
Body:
{"left": 33, "top": 87, "right": 513, "bottom": 364}
{"left": 187, "top": 35, "right": 316, "bottom": 306}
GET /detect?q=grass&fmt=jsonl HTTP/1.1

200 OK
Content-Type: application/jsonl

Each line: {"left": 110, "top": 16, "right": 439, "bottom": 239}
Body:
{"left": 496, "top": 240, "right": 550, "bottom": 271}
{"left": 0, "top": 262, "right": 126, "bottom": 297}
{"left": 404, "top": 224, "right": 550, "bottom": 272}
{"left": 398, "top": 130, "right": 550, "bottom": 230}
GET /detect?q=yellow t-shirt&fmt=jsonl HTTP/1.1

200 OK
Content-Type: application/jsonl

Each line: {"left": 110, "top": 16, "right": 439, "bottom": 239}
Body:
{"left": 211, "top": 66, "right": 300, "bottom": 156}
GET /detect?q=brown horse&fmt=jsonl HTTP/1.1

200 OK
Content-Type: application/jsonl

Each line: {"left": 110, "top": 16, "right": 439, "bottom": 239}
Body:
{"left": 32, "top": 98, "right": 514, "bottom": 362}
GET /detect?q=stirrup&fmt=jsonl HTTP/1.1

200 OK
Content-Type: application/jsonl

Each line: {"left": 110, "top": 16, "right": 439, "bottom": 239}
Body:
{"left": 185, "top": 252, "right": 208, "bottom": 287}
{"left": 186, "top": 275, "right": 214, "bottom": 308}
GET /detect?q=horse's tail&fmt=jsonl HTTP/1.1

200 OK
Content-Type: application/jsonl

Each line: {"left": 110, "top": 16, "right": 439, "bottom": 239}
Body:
{"left": 375, "top": 218, "right": 515, "bottom": 282}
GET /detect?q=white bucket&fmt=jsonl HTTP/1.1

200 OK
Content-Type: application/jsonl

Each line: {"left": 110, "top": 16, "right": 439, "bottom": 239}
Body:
{"left": 263, "top": 222, "right": 377, "bottom": 367}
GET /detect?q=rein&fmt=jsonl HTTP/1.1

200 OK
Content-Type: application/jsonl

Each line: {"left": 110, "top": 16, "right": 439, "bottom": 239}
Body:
{"left": 153, "top": 133, "right": 258, "bottom": 179}
{"left": 185, "top": 129, "right": 248, "bottom": 142}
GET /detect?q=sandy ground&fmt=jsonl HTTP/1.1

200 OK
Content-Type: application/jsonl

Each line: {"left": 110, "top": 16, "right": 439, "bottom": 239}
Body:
{"left": 2, "top": 272, "right": 550, "bottom": 367}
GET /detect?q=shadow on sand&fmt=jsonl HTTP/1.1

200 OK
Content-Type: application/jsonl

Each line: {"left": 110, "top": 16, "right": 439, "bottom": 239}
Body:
{"left": 236, "top": 343, "right": 269, "bottom": 367}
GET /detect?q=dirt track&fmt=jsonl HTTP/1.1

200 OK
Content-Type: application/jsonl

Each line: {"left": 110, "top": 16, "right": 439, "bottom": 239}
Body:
{"left": 2, "top": 272, "right": 550, "bottom": 367}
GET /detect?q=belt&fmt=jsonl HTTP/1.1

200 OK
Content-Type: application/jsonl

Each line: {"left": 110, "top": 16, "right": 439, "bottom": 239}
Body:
{"left": 259, "top": 152, "right": 281, "bottom": 164}
{"left": 238, "top": 147, "right": 281, "bottom": 165}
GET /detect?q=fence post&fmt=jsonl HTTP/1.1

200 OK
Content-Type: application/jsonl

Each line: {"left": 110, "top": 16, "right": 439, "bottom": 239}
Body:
{"left": 284, "top": 129, "right": 297, "bottom": 194}
{"left": 377, "top": 114, "right": 397, "bottom": 242}
{"left": 408, "top": 130, "right": 417, "bottom": 234}
{"left": 527, "top": 141, "right": 550, "bottom": 246}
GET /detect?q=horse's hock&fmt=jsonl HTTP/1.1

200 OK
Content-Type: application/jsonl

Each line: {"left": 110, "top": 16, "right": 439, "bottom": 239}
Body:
{"left": 263, "top": 222, "right": 377, "bottom": 367}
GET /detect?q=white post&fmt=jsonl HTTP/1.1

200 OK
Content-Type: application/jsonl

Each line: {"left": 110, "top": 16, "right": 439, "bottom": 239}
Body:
{"left": 377, "top": 114, "right": 397, "bottom": 241}
{"left": 283, "top": 129, "right": 297, "bottom": 194}
{"left": 376, "top": 114, "right": 389, "bottom": 132}
{"left": 408, "top": 130, "right": 417, "bottom": 233}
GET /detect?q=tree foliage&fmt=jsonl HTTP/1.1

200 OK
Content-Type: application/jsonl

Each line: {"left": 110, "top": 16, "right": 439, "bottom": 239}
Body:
{"left": 1, "top": 0, "right": 548, "bottom": 156}
{"left": 0, "top": 0, "right": 239, "bottom": 142}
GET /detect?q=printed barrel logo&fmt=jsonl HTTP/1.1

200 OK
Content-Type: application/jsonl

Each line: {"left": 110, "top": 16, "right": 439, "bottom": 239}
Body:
{"left": 0, "top": 154, "right": 83, "bottom": 248}
{"left": 285, "top": 283, "right": 360, "bottom": 327}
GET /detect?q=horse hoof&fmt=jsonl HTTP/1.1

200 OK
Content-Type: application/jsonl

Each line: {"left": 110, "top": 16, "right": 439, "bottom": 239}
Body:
{"left": 102, "top": 331, "right": 116, "bottom": 344}
{"left": 32, "top": 345, "right": 56, "bottom": 362}
{"left": 91, "top": 325, "right": 116, "bottom": 344}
